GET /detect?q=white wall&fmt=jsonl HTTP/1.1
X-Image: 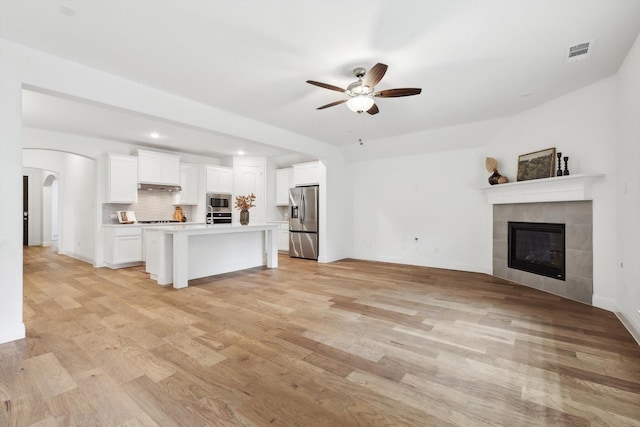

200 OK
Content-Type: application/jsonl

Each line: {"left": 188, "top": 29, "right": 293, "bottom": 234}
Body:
{"left": 348, "top": 71, "right": 624, "bottom": 316}
{"left": 0, "top": 40, "right": 25, "bottom": 344}
{"left": 350, "top": 147, "right": 491, "bottom": 273}
{"left": 485, "top": 77, "right": 619, "bottom": 309}
{"left": 615, "top": 33, "right": 640, "bottom": 338}
{"left": 23, "top": 150, "right": 96, "bottom": 264}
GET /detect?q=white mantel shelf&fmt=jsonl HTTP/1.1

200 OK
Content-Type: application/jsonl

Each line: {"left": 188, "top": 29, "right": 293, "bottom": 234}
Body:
{"left": 479, "top": 174, "right": 605, "bottom": 205}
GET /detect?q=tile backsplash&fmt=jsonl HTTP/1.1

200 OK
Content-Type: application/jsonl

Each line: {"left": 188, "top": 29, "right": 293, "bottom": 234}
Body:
{"left": 103, "top": 191, "right": 195, "bottom": 223}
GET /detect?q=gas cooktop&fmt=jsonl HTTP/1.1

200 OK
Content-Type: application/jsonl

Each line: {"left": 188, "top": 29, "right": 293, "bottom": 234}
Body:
{"left": 138, "top": 220, "right": 181, "bottom": 224}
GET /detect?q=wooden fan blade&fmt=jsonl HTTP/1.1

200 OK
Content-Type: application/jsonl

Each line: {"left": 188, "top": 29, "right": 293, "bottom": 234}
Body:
{"left": 366, "top": 103, "right": 379, "bottom": 115}
{"left": 317, "top": 99, "right": 347, "bottom": 110}
{"left": 374, "top": 88, "right": 422, "bottom": 97}
{"left": 363, "top": 63, "right": 388, "bottom": 88}
{"left": 306, "top": 80, "right": 346, "bottom": 93}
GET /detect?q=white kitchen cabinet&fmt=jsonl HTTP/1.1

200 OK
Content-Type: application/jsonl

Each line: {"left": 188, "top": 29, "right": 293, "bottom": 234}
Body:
{"left": 106, "top": 154, "right": 138, "bottom": 203}
{"left": 236, "top": 163, "right": 264, "bottom": 224}
{"left": 174, "top": 163, "right": 199, "bottom": 205}
{"left": 137, "top": 149, "right": 180, "bottom": 185}
{"left": 279, "top": 229, "right": 289, "bottom": 252}
{"left": 104, "top": 226, "right": 143, "bottom": 268}
{"left": 206, "top": 166, "right": 233, "bottom": 194}
{"left": 293, "top": 161, "right": 320, "bottom": 186}
{"left": 278, "top": 223, "right": 289, "bottom": 252}
{"left": 276, "top": 168, "right": 293, "bottom": 206}
{"left": 268, "top": 221, "right": 289, "bottom": 252}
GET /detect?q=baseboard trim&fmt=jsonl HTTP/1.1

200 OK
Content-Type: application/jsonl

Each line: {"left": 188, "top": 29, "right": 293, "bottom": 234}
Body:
{"left": 616, "top": 311, "right": 640, "bottom": 346}
{"left": 592, "top": 295, "right": 617, "bottom": 312}
{"left": 58, "top": 250, "right": 93, "bottom": 265}
{"left": 0, "top": 322, "right": 26, "bottom": 344}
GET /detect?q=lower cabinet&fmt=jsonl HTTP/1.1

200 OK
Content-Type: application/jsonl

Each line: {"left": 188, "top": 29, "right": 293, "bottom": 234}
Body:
{"left": 278, "top": 227, "right": 289, "bottom": 253}
{"left": 269, "top": 222, "right": 289, "bottom": 253}
{"left": 104, "top": 227, "right": 143, "bottom": 268}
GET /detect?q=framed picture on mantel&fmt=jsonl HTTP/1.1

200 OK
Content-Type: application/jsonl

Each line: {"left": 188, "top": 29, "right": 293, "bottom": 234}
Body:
{"left": 517, "top": 147, "right": 556, "bottom": 181}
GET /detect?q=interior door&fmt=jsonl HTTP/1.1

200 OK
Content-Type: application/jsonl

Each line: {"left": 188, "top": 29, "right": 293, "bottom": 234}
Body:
{"left": 23, "top": 175, "right": 28, "bottom": 246}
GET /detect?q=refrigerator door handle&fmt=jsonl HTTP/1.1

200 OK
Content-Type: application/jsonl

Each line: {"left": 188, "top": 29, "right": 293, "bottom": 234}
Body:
{"left": 301, "top": 193, "right": 305, "bottom": 224}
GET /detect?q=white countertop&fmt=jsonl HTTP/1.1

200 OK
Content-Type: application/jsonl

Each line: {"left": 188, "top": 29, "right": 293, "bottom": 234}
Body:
{"left": 144, "top": 223, "right": 278, "bottom": 236}
{"left": 102, "top": 222, "right": 205, "bottom": 228}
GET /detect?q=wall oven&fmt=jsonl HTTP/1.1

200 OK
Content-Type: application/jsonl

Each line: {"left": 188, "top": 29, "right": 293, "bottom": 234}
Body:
{"left": 206, "top": 193, "right": 232, "bottom": 224}
{"left": 210, "top": 212, "right": 232, "bottom": 224}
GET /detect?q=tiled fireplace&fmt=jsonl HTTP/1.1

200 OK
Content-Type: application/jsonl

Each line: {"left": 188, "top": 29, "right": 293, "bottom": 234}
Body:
{"left": 493, "top": 201, "right": 593, "bottom": 304}
{"left": 484, "top": 174, "right": 601, "bottom": 305}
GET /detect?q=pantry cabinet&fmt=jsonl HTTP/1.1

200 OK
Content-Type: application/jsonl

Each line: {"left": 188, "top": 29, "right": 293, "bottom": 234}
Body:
{"left": 104, "top": 226, "right": 143, "bottom": 268}
{"left": 206, "top": 166, "right": 233, "bottom": 194}
{"left": 106, "top": 153, "right": 138, "bottom": 203}
{"left": 233, "top": 157, "right": 266, "bottom": 225}
{"left": 275, "top": 168, "right": 293, "bottom": 206}
{"left": 137, "top": 149, "right": 180, "bottom": 185}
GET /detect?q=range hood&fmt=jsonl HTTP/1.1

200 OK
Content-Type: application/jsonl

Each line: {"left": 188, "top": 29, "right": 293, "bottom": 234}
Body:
{"left": 138, "top": 183, "right": 182, "bottom": 192}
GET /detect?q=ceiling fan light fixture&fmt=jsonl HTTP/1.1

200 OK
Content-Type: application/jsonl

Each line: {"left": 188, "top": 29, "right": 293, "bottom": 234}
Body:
{"left": 347, "top": 81, "right": 372, "bottom": 96}
{"left": 346, "top": 95, "right": 374, "bottom": 113}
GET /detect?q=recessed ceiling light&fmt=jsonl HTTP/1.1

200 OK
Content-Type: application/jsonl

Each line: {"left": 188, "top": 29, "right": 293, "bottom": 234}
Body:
{"left": 238, "top": 150, "right": 245, "bottom": 155}
{"left": 149, "top": 132, "right": 160, "bottom": 139}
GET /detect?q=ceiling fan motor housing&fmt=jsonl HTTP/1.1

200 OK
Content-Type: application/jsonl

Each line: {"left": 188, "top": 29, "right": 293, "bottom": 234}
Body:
{"left": 353, "top": 67, "right": 367, "bottom": 78}
{"left": 348, "top": 67, "right": 372, "bottom": 96}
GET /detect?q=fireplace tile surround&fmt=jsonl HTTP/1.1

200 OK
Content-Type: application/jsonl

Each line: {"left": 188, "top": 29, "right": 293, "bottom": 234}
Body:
{"left": 493, "top": 201, "right": 593, "bottom": 304}
{"left": 484, "top": 175, "right": 602, "bottom": 305}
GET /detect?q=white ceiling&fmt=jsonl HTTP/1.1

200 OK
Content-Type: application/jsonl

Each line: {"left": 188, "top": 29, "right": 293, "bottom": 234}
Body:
{"left": 3, "top": 0, "right": 640, "bottom": 158}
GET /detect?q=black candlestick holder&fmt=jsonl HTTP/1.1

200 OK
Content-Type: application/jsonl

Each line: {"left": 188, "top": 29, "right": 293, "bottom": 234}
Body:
{"left": 563, "top": 156, "right": 570, "bottom": 175}
{"left": 556, "top": 152, "right": 563, "bottom": 176}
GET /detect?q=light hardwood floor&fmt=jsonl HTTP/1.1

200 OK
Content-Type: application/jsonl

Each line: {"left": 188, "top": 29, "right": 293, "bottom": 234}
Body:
{"left": 1, "top": 246, "right": 640, "bottom": 426}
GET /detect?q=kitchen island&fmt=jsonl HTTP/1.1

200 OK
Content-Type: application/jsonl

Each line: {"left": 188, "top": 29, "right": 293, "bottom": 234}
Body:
{"left": 145, "top": 223, "right": 279, "bottom": 288}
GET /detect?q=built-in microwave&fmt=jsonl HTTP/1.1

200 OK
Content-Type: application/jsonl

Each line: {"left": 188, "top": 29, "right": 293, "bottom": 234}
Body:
{"left": 209, "top": 193, "right": 231, "bottom": 209}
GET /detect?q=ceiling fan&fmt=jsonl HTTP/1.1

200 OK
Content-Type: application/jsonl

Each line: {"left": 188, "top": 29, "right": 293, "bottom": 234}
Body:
{"left": 306, "top": 63, "right": 421, "bottom": 115}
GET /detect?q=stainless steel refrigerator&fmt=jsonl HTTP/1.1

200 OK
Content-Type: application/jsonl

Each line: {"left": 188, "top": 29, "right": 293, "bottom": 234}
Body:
{"left": 289, "top": 185, "right": 319, "bottom": 260}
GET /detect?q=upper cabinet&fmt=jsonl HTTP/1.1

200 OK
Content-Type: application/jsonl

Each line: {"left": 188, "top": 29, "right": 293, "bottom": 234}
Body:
{"left": 293, "top": 161, "right": 320, "bottom": 186}
{"left": 137, "top": 149, "right": 180, "bottom": 185}
{"left": 275, "top": 168, "right": 293, "bottom": 206}
{"left": 106, "top": 153, "right": 138, "bottom": 203}
{"left": 173, "top": 163, "right": 200, "bottom": 205}
{"left": 206, "top": 166, "right": 233, "bottom": 194}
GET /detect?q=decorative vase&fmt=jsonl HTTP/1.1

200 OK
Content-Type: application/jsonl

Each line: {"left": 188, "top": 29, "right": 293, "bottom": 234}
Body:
{"left": 488, "top": 170, "right": 503, "bottom": 185}
{"left": 240, "top": 209, "right": 249, "bottom": 225}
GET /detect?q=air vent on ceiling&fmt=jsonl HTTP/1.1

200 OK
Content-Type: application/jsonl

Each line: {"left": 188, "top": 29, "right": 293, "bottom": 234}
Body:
{"left": 565, "top": 40, "right": 593, "bottom": 63}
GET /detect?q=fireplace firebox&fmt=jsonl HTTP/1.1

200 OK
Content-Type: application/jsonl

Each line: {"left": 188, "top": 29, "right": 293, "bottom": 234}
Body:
{"left": 508, "top": 222, "right": 565, "bottom": 280}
